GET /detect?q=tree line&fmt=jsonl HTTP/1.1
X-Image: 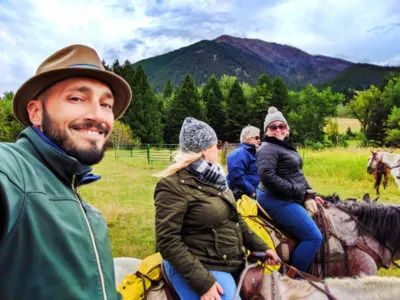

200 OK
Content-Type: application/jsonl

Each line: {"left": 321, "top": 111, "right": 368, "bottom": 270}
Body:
{"left": 1, "top": 60, "right": 399, "bottom": 148}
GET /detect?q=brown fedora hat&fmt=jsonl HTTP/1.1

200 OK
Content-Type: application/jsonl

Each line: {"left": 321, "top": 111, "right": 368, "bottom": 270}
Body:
{"left": 13, "top": 44, "right": 132, "bottom": 126}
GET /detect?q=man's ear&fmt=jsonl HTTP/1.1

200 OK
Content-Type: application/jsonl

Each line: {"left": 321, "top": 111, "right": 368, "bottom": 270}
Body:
{"left": 27, "top": 100, "right": 43, "bottom": 128}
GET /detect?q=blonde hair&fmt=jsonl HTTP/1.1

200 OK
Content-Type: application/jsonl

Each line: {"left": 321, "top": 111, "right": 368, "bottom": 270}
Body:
{"left": 154, "top": 150, "right": 202, "bottom": 178}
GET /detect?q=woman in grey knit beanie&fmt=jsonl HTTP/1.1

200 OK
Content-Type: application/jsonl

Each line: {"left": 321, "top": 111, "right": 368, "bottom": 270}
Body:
{"left": 256, "top": 106, "right": 324, "bottom": 274}
{"left": 154, "top": 117, "right": 280, "bottom": 299}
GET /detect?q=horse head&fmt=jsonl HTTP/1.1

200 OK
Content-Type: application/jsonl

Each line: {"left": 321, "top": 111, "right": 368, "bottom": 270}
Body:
{"left": 367, "top": 151, "right": 379, "bottom": 174}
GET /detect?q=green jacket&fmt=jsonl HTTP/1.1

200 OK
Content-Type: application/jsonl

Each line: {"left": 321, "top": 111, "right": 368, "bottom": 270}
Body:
{"left": 0, "top": 127, "right": 118, "bottom": 300}
{"left": 154, "top": 169, "right": 269, "bottom": 296}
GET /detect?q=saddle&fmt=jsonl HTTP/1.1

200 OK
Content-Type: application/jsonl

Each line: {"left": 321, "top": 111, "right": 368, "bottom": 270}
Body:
{"left": 254, "top": 201, "right": 347, "bottom": 278}
{"left": 160, "top": 254, "right": 266, "bottom": 300}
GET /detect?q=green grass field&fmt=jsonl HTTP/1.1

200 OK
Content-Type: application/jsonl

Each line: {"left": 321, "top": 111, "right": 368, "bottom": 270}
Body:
{"left": 80, "top": 147, "right": 400, "bottom": 277}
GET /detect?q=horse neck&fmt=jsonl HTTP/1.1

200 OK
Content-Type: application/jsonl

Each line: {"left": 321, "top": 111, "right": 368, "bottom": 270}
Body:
{"left": 324, "top": 276, "right": 400, "bottom": 300}
{"left": 338, "top": 203, "right": 400, "bottom": 263}
{"left": 380, "top": 152, "right": 399, "bottom": 166}
{"left": 277, "top": 275, "right": 400, "bottom": 300}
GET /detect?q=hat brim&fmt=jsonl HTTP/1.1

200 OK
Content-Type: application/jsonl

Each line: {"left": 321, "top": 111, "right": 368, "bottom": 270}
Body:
{"left": 13, "top": 67, "right": 132, "bottom": 126}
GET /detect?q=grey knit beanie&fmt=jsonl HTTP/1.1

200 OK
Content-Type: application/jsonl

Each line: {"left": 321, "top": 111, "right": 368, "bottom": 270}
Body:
{"left": 240, "top": 125, "right": 260, "bottom": 143}
{"left": 179, "top": 117, "right": 218, "bottom": 153}
{"left": 264, "top": 106, "right": 288, "bottom": 131}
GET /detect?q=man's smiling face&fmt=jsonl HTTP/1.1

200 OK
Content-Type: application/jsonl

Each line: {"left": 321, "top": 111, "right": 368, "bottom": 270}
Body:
{"left": 27, "top": 77, "right": 115, "bottom": 165}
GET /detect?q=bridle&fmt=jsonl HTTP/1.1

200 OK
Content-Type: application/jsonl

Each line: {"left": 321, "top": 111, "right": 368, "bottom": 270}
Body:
{"left": 367, "top": 152, "right": 380, "bottom": 173}
{"left": 368, "top": 152, "right": 400, "bottom": 171}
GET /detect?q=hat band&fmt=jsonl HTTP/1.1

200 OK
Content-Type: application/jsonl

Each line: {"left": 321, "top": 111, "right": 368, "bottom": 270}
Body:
{"left": 69, "top": 63, "right": 102, "bottom": 69}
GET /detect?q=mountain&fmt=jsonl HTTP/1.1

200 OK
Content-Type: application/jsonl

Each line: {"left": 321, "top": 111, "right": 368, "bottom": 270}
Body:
{"left": 323, "top": 63, "right": 400, "bottom": 94}
{"left": 132, "top": 35, "right": 398, "bottom": 93}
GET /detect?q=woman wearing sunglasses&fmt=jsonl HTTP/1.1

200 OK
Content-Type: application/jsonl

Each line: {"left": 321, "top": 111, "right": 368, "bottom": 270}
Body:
{"left": 256, "top": 106, "right": 324, "bottom": 274}
{"left": 227, "top": 125, "right": 261, "bottom": 200}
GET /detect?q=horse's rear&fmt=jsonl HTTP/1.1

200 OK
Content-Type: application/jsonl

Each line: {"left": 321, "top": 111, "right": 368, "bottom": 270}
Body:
{"left": 113, "top": 257, "right": 142, "bottom": 288}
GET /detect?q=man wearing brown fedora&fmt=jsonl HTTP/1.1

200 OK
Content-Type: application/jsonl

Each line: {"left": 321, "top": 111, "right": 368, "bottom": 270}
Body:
{"left": 0, "top": 45, "right": 132, "bottom": 299}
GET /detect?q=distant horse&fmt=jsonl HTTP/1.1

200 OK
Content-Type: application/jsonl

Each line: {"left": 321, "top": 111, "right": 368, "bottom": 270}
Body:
{"left": 253, "top": 200, "right": 400, "bottom": 279}
{"left": 113, "top": 259, "right": 400, "bottom": 300}
{"left": 367, "top": 151, "right": 400, "bottom": 194}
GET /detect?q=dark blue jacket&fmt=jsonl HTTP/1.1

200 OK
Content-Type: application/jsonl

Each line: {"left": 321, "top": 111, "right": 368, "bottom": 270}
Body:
{"left": 227, "top": 143, "right": 260, "bottom": 198}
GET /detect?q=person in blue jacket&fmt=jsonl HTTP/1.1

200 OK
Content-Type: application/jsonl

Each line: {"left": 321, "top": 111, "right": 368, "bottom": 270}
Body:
{"left": 227, "top": 125, "right": 261, "bottom": 200}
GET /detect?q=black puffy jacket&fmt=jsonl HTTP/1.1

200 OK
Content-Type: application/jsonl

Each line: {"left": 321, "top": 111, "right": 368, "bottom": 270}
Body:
{"left": 257, "top": 136, "right": 311, "bottom": 204}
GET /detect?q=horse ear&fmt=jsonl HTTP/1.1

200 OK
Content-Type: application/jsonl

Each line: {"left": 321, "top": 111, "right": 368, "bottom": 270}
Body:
{"left": 363, "top": 193, "right": 370, "bottom": 203}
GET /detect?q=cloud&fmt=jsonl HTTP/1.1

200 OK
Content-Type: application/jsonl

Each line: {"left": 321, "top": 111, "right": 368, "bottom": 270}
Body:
{"left": 1, "top": 0, "right": 399, "bottom": 94}
{"left": 376, "top": 55, "right": 400, "bottom": 67}
{"left": 368, "top": 22, "right": 400, "bottom": 34}
{"left": 123, "top": 39, "right": 145, "bottom": 52}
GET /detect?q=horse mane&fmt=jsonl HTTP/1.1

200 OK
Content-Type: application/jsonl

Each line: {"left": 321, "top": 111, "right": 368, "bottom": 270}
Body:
{"left": 337, "top": 202, "right": 400, "bottom": 254}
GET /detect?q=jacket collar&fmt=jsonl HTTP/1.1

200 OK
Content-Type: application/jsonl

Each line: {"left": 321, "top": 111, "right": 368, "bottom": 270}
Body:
{"left": 17, "top": 127, "right": 100, "bottom": 187}
{"left": 177, "top": 169, "right": 237, "bottom": 210}
{"left": 262, "top": 136, "right": 297, "bottom": 151}
{"left": 239, "top": 143, "right": 256, "bottom": 153}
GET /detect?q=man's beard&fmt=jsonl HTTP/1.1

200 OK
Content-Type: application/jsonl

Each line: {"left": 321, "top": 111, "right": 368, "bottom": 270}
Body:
{"left": 41, "top": 108, "right": 109, "bottom": 165}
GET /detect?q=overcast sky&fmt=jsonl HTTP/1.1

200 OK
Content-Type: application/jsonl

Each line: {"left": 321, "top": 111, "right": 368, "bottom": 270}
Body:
{"left": 1, "top": 0, "right": 399, "bottom": 94}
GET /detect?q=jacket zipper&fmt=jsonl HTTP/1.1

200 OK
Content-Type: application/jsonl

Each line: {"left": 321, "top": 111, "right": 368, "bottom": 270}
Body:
{"left": 72, "top": 175, "right": 107, "bottom": 300}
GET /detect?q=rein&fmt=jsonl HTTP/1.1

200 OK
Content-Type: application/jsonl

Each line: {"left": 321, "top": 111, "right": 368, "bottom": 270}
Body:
{"left": 266, "top": 262, "right": 338, "bottom": 300}
{"left": 389, "top": 162, "right": 400, "bottom": 169}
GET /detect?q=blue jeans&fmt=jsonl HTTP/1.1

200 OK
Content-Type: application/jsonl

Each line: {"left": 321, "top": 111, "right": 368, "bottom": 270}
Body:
{"left": 256, "top": 189, "right": 323, "bottom": 272}
{"left": 163, "top": 260, "right": 240, "bottom": 299}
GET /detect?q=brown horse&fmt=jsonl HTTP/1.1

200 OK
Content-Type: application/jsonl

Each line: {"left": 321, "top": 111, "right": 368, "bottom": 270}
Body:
{"left": 367, "top": 151, "right": 400, "bottom": 194}
{"left": 253, "top": 200, "right": 400, "bottom": 279}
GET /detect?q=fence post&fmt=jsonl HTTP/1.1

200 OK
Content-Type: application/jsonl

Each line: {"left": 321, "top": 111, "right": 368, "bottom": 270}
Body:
{"left": 146, "top": 144, "right": 151, "bottom": 164}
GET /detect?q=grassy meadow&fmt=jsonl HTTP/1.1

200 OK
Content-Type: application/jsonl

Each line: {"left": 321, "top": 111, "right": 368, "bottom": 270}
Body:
{"left": 329, "top": 117, "right": 361, "bottom": 133}
{"left": 80, "top": 147, "right": 400, "bottom": 277}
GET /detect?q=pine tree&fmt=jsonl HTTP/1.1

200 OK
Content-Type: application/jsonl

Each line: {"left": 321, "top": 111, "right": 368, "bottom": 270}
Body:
{"left": 271, "top": 77, "right": 289, "bottom": 114}
{"left": 202, "top": 75, "right": 227, "bottom": 141}
{"left": 122, "top": 65, "right": 163, "bottom": 144}
{"left": 163, "top": 80, "right": 173, "bottom": 98}
{"left": 257, "top": 73, "right": 272, "bottom": 90}
{"left": 226, "top": 79, "right": 249, "bottom": 142}
{"left": 250, "top": 73, "right": 272, "bottom": 131}
{"left": 365, "top": 97, "right": 388, "bottom": 146}
{"left": 0, "top": 92, "right": 23, "bottom": 142}
{"left": 164, "top": 73, "right": 204, "bottom": 144}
